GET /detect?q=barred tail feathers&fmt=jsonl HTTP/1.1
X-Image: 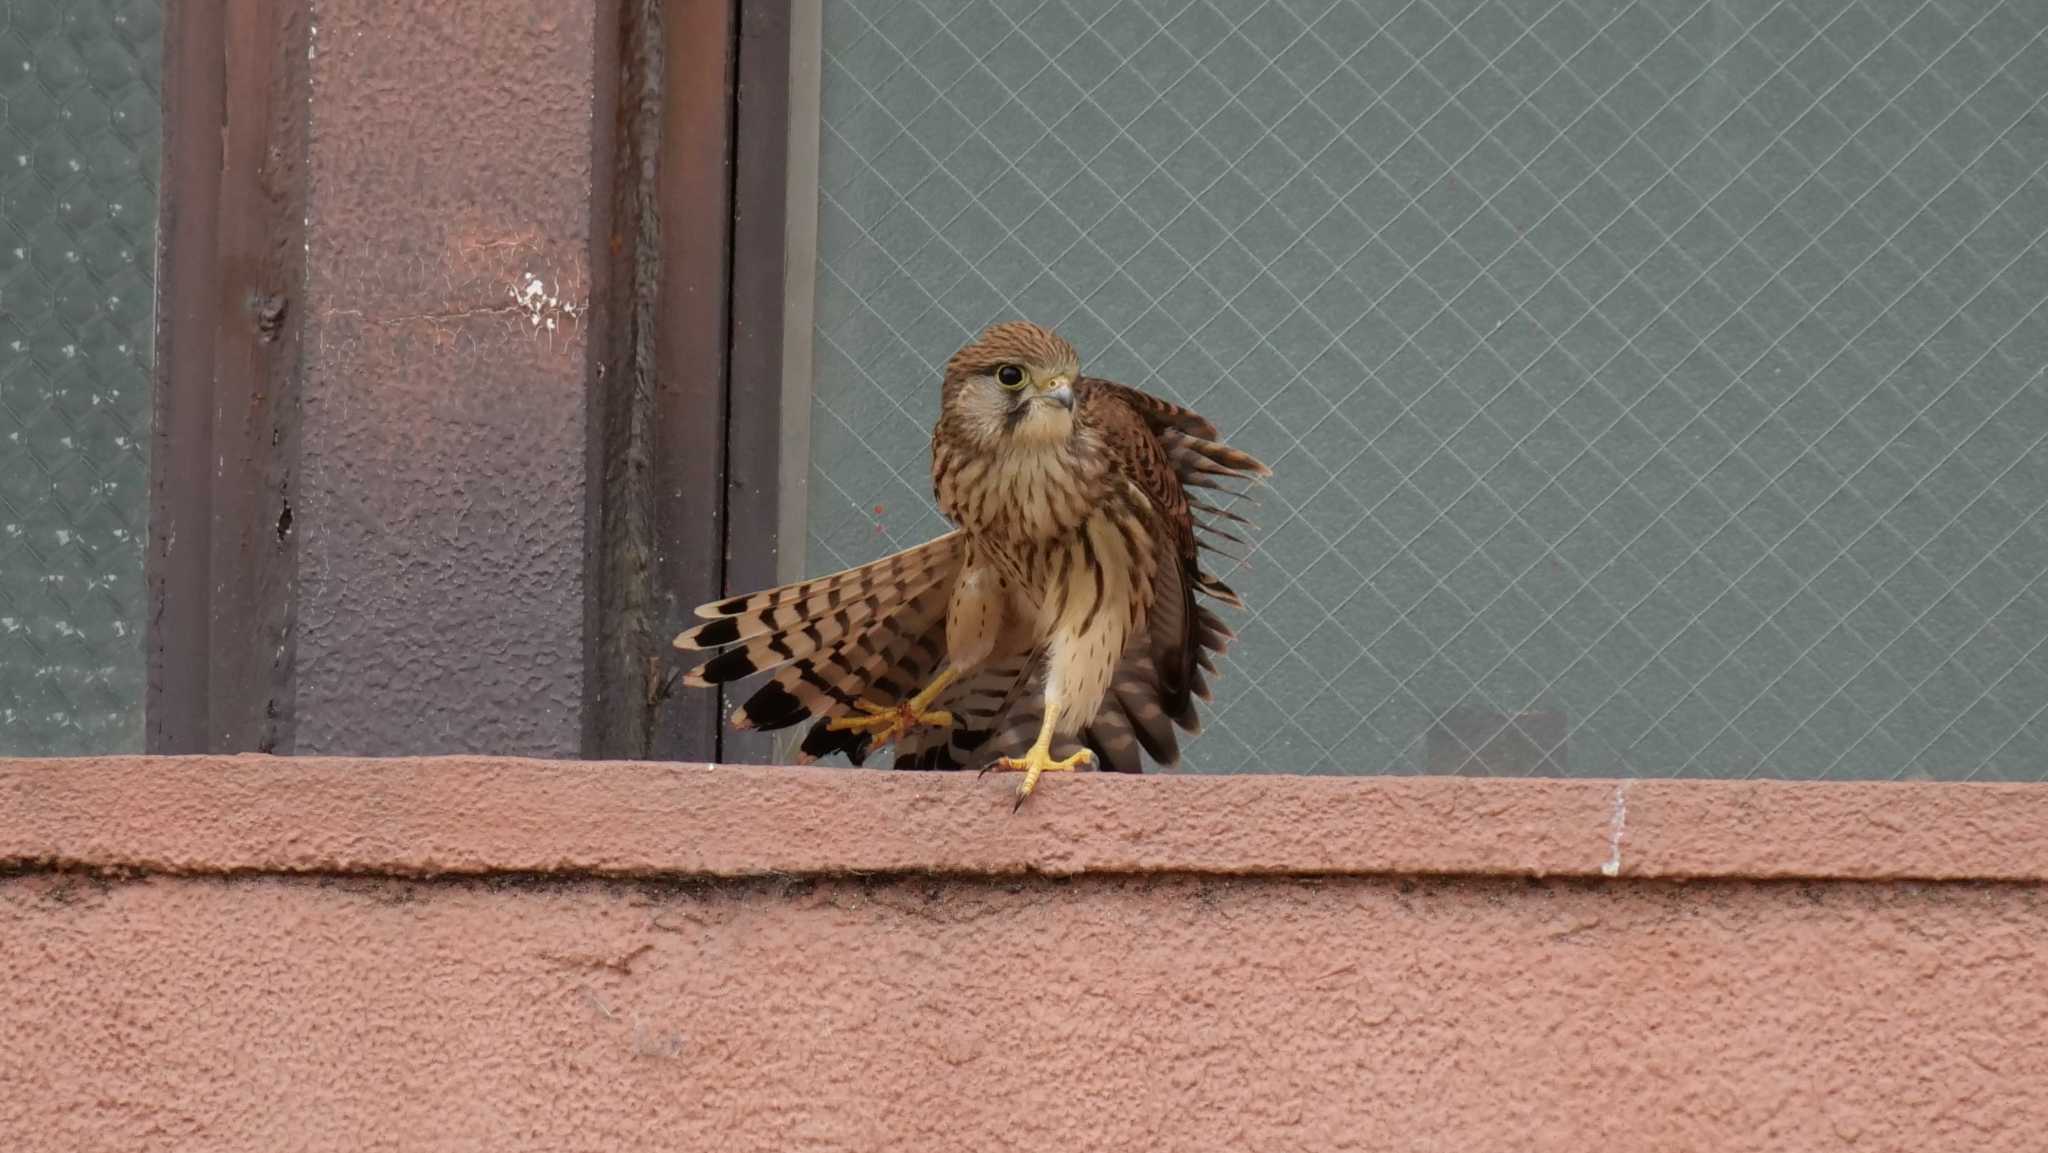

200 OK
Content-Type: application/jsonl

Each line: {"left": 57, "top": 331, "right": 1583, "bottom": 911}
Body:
{"left": 887, "top": 654, "right": 1034, "bottom": 771}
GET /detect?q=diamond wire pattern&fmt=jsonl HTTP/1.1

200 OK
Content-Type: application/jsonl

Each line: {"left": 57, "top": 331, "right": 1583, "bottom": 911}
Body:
{"left": 0, "top": 0, "right": 159, "bottom": 754}
{"left": 803, "top": 0, "right": 2048, "bottom": 779}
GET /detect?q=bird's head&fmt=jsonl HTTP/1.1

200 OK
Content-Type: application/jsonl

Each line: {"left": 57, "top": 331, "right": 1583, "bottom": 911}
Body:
{"left": 940, "top": 320, "right": 1081, "bottom": 448}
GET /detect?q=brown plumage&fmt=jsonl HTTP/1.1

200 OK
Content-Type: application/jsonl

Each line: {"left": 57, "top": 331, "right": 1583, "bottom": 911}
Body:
{"left": 675, "top": 320, "right": 1268, "bottom": 802}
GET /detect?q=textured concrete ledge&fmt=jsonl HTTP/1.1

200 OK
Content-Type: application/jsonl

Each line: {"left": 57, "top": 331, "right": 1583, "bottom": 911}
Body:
{"left": 5, "top": 756, "right": 2045, "bottom": 881}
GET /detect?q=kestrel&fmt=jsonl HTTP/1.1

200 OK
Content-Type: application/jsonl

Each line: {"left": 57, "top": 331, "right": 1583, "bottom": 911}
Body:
{"left": 674, "top": 321, "right": 1268, "bottom": 805}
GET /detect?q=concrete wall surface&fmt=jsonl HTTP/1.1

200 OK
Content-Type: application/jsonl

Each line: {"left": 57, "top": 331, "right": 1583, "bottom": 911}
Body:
{"left": 4, "top": 757, "right": 2046, "bottom": 1151}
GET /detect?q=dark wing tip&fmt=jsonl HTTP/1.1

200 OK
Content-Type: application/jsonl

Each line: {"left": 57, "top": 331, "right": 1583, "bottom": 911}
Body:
{"left": 674, "top": 615, "right": 743, "bottom": 651}
{"left": 693, "top": 646, "right": 762, "bottom": 685}
{"left": 800, "top": 715, "right": 872, "bottom": 765}
{"left": 737, "top": 679, "right": 809, "bottom": 731}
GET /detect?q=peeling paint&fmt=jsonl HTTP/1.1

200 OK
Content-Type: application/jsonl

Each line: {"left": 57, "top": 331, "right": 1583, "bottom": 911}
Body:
{"left": 1602, "top": 781, "right": 1630, "bottom": 878}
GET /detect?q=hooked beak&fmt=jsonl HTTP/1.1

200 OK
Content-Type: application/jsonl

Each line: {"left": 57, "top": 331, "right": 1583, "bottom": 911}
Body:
{"left": 1042, "top": 375, "right": 1074, "bottom": 410}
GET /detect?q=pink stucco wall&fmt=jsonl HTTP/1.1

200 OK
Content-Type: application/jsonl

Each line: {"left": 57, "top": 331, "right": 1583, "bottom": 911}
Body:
{"left": 5, "top": 757, "right": 2046, "bottom": 1151}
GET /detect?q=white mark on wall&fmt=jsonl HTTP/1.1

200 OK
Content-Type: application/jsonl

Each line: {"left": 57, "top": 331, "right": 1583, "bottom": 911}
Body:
{"left": 1601, "top": 781, "right": 1630, "bottom": 878}
{"left": 511, "top": 274, "right": 579, "bottom": 330}
{"left": 510, "top": 273, "right": 584, "bottom": 352}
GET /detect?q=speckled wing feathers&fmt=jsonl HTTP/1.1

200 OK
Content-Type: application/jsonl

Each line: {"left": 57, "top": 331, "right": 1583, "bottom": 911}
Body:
{"left": 674, "top": 532, "right": 965, "bottom": 734}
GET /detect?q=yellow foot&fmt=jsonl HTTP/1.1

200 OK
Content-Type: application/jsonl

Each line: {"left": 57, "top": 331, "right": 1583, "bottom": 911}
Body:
{"left": 986, "top": 746, "right": 1095, "bottom": 810}
{"left": 825, "top": 698, "right": 953, "bottom": 750}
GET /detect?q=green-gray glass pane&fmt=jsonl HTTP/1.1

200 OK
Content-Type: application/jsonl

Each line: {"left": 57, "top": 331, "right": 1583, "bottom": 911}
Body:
{"left": 1, "top": 0, "right": 159, "bottom": 753}
{"left": 804, "top": 0, "right": 2048, "bottom": 780}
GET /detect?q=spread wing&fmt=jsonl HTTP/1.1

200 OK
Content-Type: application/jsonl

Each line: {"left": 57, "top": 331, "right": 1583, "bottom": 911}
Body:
{"left": 1082, "top": 379, "right": 1266, "bottom": 764}
{"left": 1079, "top": 376, "right": 1267, "bottom": 607}
{"left": 673, "top": 531, "right": 964, "bottom": 760}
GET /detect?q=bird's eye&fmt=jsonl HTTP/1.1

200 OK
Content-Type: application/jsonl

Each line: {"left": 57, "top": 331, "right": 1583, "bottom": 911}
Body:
{"left": 995, "top": 364, "right": 1026, "bottom": 389}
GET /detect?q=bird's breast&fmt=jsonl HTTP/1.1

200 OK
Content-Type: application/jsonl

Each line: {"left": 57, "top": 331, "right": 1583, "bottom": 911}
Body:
{"left": 939, "top": 440, "right": 1096, "bottom": 547}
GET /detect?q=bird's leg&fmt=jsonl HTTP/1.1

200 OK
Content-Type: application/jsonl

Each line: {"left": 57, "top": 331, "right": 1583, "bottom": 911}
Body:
{"left": 987, "top": 700, "right": 1094, "bottom": 809}
{"left": 825, "top": 666, "right": 960, "bottom": 748}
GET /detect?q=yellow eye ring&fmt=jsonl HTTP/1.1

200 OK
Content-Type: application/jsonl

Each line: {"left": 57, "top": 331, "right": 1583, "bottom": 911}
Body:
{"left": 995, "top": 364, "right": 1026, "bottom": 389}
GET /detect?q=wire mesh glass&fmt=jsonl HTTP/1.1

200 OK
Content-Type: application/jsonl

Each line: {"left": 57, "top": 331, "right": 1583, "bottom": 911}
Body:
{"left": 0, "top": 0, "right": 160, "bottom": 754}
{"left": 802, "top": 0, "right": 2048, "bottom": 779}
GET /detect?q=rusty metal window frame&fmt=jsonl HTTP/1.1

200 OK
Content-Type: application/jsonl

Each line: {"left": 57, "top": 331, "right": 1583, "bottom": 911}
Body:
{"left": 137, "top": 1, "right": 869, "bottom": 765}
{"left": 719, "top": 0, "right": 813, "bottom": 765}
{"left": 148, "top": 0, "right": 306, "bottom": 754}
{"left": 590, "top": 0, "right": 804, "bottom": 763}
{"left": 145, "top": 0, "right": 788, "bottom": 761}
